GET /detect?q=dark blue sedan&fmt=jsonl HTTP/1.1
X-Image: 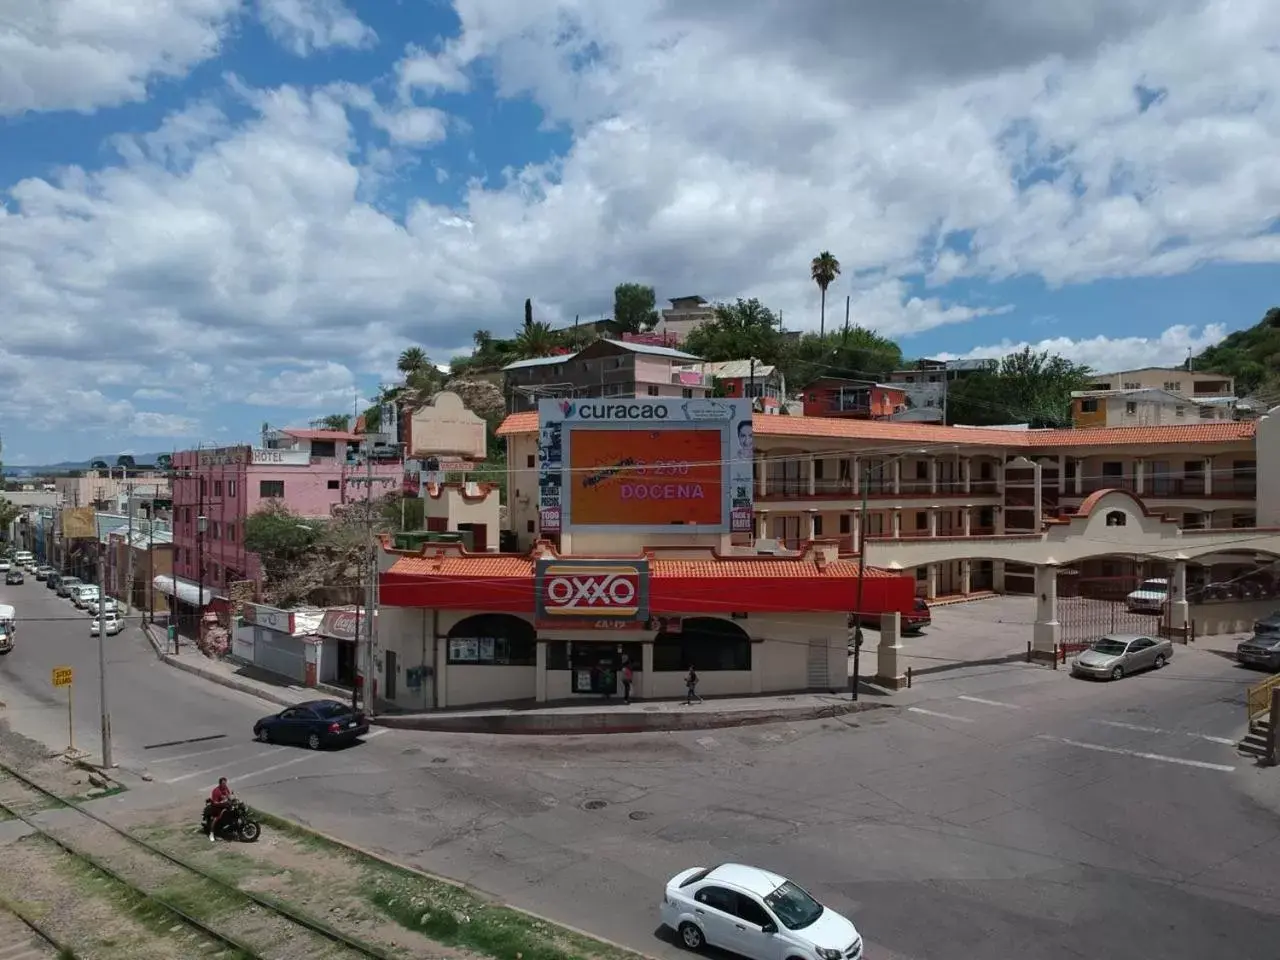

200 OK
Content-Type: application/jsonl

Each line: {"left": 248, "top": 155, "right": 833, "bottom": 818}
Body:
{"left": 252, "top": 699, "right": 370, "bottom": 750}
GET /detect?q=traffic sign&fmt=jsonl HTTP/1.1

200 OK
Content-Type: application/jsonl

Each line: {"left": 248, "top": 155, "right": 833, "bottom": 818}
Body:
{"left": 51, "top": 666, "right": 73, "bottom": 688}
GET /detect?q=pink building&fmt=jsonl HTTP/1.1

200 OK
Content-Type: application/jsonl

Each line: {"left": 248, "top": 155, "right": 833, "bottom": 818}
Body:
{"left": 162, "top": 432, "right": 403, "bottom": 624}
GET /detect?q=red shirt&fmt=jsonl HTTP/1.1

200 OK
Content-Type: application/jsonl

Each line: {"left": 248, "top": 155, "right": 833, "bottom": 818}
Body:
{"left": 210, "top": 784, "right": 231, "bottom": 804}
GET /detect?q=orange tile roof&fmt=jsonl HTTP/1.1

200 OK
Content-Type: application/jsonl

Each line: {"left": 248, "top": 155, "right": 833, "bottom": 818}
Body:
{"left": 496, "top": 411, "right": 1256, "bottom": 449}
{"left": 387, "top": 553, "right": 891, "bottom": 579}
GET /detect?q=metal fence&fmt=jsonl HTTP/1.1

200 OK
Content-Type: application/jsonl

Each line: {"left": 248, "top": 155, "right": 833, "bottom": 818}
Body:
{"left": 1056, "top": 572, "right": 1174, "bottom": 653}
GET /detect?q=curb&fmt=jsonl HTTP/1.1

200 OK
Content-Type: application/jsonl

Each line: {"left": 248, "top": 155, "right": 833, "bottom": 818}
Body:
{"left": 142, "top": 624, "right": 298, "bottom": 708}
{"left": 259, "top": 811, "right": 664, "bottom": 960}
{"left": 373, "top": 699, "right": 889, "bottom": 735}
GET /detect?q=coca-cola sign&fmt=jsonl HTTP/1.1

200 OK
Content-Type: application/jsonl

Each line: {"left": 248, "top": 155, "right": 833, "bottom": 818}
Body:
{"left": 319, "top": 609, "right": 362, "bottom": 641}
{"left": 535, "top": 559, "right": 649, "bottom": 628}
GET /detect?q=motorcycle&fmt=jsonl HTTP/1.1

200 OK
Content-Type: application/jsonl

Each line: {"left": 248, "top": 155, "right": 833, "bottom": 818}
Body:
{"left": 201, "top": 797, "right": 261, "bottom": 843}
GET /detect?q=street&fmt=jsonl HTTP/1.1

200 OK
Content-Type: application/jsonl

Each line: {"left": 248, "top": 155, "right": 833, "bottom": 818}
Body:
{"left": 3, "top": 581, "right": 1280, "bottom": 959}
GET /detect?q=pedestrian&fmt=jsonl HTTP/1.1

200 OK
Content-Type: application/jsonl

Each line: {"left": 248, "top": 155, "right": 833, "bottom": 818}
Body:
{"left": 621, "top": 657, "right": 634, "bottom": 704}
{"left": 685, "top": 665, "right": 702, "bottom": 705}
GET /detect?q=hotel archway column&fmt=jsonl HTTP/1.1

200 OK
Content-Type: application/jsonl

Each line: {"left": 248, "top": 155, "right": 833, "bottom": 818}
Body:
{"left": 1031, "top": 563, "right": 1060, "bottom": 663}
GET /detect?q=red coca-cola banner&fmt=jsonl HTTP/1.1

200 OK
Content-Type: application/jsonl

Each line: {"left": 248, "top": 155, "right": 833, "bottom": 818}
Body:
{"left": 319, "top": 609, "right": 361, "bottom": 641}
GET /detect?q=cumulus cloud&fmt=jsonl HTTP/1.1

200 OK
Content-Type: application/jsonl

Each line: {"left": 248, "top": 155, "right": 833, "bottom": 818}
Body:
{"left": 256, "top": 0, "right": 376, "bottom": 56}
{"left": 0, "top": 0, "right": 240, "bottom": 115}
{"left": 939, "top": 323, "right": 1231, "bottom": 373}
{"left": 3, "top": 0, "right": 1279, "bottom": 455}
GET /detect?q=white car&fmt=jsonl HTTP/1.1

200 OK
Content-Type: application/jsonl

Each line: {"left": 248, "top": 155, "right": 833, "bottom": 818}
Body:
{"left": 1125, "top": 578, "right": 1168, "bottom": 614}
{"left": 660, "top": 864, "right": 862, "bottom": 960}
{"left": 0, "top": 560, "right": 9, "bottom": 572}
{"left": 71, "top": 586, "right": 99, "bottom": 609}
{"left": 86, "top": 598, "right": 119, "bottom": 617}
{"left": 90, "top": 615, "right": 123, "bottom": 636}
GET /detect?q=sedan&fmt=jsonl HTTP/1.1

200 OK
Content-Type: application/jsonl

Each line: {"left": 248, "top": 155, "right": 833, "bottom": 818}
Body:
{"left": 4, "top": 570, "right": 22, "bottom": 585}
{"left": 34, "top": 566, "right": 53, "bottom": 581}
{"left": 90, "top": 615, "right": 123, "bottom": 637}
{"left": 253, "top": 699, "right": 370, "bottom": 750}
{"left": 1237, "top": 627, "right": 1280, "bottom": 672}
{"left": 1071, "top": 634, "right": 1173, "bottom": 681}
{"left": 0, "top": 560, "right": 8, "bottom": 572}
{"left": 660, "top": 863, "right": 862, "bottom": 960}
{"left": 86, "top": 598, "right": 119, "bottom": 617}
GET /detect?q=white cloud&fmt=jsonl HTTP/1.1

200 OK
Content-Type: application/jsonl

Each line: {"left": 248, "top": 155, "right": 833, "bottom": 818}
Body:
{"left": 3, "top": 0, "right": 1280, "bottom": 457}
{"left": 256, "top": 0, "right": 376, "bottom": 57}
{"left": 129, "top": 411, "right": 200, "bottom": 436}
{"left": 939, "top": 322, "right": 1230, "bottom": 373}
{"left": 0, "top": 0, "right": 240, "bottom": 116}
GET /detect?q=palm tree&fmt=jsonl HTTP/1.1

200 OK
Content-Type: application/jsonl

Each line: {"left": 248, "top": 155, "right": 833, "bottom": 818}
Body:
{"left": 397, "top": 347, "right": 428, "bottom": 377}
{"left": 810, "top": 251, "right": 841, "bottom": 337}
{"left": 511, "top": 320, "right": 560, "bottom": 359}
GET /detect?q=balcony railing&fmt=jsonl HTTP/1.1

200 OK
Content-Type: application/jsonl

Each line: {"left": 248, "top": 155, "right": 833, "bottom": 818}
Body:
{"left": 1069, "top": 477, "right": 1256, "bottom": 498}
{"left": 757, "top": 479, "right": 1003, "bottom": 501}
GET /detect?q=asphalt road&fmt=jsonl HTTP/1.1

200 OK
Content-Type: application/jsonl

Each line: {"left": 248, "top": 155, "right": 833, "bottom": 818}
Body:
{"left": 3, "top": 582, "right": 1280, "bottom": 959}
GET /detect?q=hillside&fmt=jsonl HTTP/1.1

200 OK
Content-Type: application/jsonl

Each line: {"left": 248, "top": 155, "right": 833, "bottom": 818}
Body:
{"left": 1192, "top": 306, "right": 1280, "bottom": 401}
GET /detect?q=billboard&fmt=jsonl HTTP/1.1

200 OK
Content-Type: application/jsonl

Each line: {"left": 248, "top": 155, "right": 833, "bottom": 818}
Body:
{"left": 537, "top": 398, "right": 753, "bottom": 535}
{"left": 535, "top": 558, "right": 650, "bottom": 629}
{"left": 61, "top": 507, "right": 97, "bottom": 540}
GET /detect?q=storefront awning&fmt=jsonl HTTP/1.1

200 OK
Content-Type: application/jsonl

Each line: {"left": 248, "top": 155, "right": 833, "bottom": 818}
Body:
{"left": 152, "top": 575, "right": 215, "bottom": 607}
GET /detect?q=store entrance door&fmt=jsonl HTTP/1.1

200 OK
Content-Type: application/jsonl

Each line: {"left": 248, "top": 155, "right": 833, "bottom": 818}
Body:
{"left": 569, "top": 642, "right": 620, "bottom": 696}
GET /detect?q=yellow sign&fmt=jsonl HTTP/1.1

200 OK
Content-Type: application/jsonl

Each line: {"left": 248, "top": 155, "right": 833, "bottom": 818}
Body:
{"left": 51, "top": 666, "right": 73, "bottom": 688}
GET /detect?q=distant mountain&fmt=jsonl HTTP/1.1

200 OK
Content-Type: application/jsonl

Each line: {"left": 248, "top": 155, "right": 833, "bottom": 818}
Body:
{"left": 3, "top": 452, "right": 170, "bottom": 476}
{"left": 1192, "top": 306, "right": 1280, "bottom": 399}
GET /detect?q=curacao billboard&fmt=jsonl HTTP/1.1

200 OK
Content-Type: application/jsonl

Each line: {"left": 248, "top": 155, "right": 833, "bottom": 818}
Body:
{"left": 537, "top": 398, "right": 754, "bottom": 535}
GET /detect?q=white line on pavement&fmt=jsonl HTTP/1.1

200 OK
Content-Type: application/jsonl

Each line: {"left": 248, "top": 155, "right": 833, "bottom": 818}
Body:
{"left": 908, "top": 707, "right": 975, "bottom": 723}
{"left": 1034, "top": 735, "right": 1236, "bottom": 772}
{"left": 147, "top": 743, "right": 256, "bottom": 764}
{"left": 233, "top": 753, "right": 321, "bottom": 784}
{"left": 958, "top": 695, "right": 1021, "bottom": 709}
{"left": 362, "top": 728, "right": 390, "bottom": 740}
{"left": 1092, "top": 719, "right": 1237, "bottom": 746}
{"left": 163, "top": 748, "right": 287, "bottom": 784}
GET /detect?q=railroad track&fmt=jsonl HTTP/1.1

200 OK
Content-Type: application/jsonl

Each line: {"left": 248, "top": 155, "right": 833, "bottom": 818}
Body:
{"left": 0, "top": 761, "right": 395, "bottom": 960}
{"left": 0, "top": 897, "right": 68, "bottom": 959}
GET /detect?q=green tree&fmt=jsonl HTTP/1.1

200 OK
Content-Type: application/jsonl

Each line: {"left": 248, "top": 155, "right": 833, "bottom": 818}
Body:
{"left": 115, "top": 454, "right": 136, "bottom": 468}
{"left": 1191, "top": 306, "right": 1280, "bottom": 400}
{"left": 786, "top": 329, "right": 903, "bottom": 388}
{"left": 511, "top": 319, "right": 560, "bottom": 359}
{"left": 945, "top": 348, "right": 1092, "bottom": 427}
{"left": 397, "top": 347, "right": 429, "bottom": 377}
{"left": 317, "top": 414, "right": 350, "bottom": 431}
{"left": 524, "top": 298, "right": 533, "bottom": 329}
{"left": 156, "top": 453, "right": 172, "bottom": 471}
{"left": 613, "top": 282, "right": 659, "bottom": 334}
{"left": 683, "top": 298, "right": 786, "bottom": 364}
{"left": 810, "top": 251, "right": 841, "bottom": 337}
{"left": 243, "top": 502, "right": 322, "bottom": 583}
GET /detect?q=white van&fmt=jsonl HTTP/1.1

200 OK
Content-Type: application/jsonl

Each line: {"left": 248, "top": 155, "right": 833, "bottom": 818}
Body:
{"left": 13, "top": 551, "right": 33, "bottom": 566}
{"left": 1125, "top": 578, "right": 1169, "bottom": 613}
{"left": 70, "top": 584, "right": 99, "bottom": 609}
{"left": 0, "top": 603, "right": 15, "bottom": 650}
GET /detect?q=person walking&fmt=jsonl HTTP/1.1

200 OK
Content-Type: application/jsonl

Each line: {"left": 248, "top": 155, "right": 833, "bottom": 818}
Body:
{"left": 685, "top": 666, "right": 702, "bottom": 705}
{"left": 621, "top": 657, "right": 634, "bottom": 704}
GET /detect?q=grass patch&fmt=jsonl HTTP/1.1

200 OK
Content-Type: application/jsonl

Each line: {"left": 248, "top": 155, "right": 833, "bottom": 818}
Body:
{"left": 256, "top": 810, "right": 642, "bottom": 960}
{"left": 68, "top": 784, "right": 128, "bottom": 804}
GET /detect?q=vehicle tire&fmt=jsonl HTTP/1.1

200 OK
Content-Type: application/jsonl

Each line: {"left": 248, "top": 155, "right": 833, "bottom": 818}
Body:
{"left": 238, "top": 820, "right": 261, "bottom": 843}
{"left": 678, "top": 922, "right": 704, "bottom": 952}
{"left": 306, "top": 732, "right": 321, "bottom": 750}
{"left": 256, "top": 727, "right": 270, "bottom": 743}
{"left": 1154, "top": 654, "right": 1167, "bottom": 669}
{"left": 1110, "top": 665, "right": 1124, "bottom": 681}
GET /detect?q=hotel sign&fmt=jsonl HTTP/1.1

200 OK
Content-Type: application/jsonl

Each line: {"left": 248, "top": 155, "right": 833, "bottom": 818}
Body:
{"left": 250, "top": 448, "right": 310, "bottom": 466}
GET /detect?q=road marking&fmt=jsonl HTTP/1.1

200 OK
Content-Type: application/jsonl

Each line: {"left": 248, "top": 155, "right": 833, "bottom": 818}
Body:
{"left": 907, "top": 707, "right": 975, "bottom": 723}
{"left": 233, "top": 753, "right": 320, "bottom": 783}
{"left": 1092, "top": 719, "right": 1237, "bottom": 746}
{"left": 144, "top": 733, "right": 227, "bottom": 750}
{"left": 162, "top": 748, "right": 287, "bottom": 784}
{"left": 1034, "top": 735, "right": 1236, "bottom": 772}
{"left": 363, "top": 728, "right": 390, "bottom": 740}
{"left": 696, "top": 737, "right": 718, "bottom": 749}
{"left": 147, "top": 743, "right": 256, "bottom": 764}
{"left": 958, "top": 695, "right": 1021, "bottom": 709}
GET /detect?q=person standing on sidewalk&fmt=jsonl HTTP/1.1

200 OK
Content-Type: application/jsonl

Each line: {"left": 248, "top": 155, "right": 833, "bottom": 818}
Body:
{"left": 621, "top": 657, "right": 634, "bottom": 704}
{"left": 685, "top": 665, "right": 702, "bottom": 705}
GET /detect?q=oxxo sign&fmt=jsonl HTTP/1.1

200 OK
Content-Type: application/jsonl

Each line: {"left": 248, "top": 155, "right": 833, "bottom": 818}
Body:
{"left": 535, "top": 559, "right": 650, "bottom": 629}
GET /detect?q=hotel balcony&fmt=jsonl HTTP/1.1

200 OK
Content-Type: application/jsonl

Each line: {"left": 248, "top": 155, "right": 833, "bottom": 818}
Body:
{"left": 756, "top": 479, "right": 1003, "bottom": 502}
{"left": 1069, "top": 476, "right": 1255, "bottom": 499}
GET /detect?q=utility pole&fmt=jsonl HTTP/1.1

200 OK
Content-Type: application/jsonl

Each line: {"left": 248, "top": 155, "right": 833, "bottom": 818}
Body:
{"left": 850, "top": 460, "right": 871, "bottom": 702}
{"left": 97, "top": 547, "right": 113, "bottom": 768}
{"left": 147, "top": 515, "right": 155, "bottom": 624}
{"left": 123, "top": 486, "right": 134, "bottom": 616}
{"left": 361, "top": 442, "right": 377, "bottom": 716}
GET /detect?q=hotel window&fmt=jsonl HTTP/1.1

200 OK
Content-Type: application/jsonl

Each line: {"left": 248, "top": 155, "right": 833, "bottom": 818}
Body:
{"left": 227, "top": 523, "right": 236, "bottom": 542}
{"left": 211, "top": 522, "right": 220, "bottom": 539}
{"left": 213, "top": 480, "right": 223, "bottom": 496}
{"left": 259, "top": 480, "right": 284, "bottom": 498}
{"left": 227, "top": 480, "right": 237, "bottom": 497}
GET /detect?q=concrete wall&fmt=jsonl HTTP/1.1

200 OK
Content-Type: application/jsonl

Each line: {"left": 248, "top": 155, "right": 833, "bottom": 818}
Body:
{"left": 1258, "top": 407, "right": 1280, "bottom": 527}
{"left": 407, "top": 391, "right": 487, "bottom": 460}
{"left": 1189, "top": 599, "right": 1280, "bottom": 636}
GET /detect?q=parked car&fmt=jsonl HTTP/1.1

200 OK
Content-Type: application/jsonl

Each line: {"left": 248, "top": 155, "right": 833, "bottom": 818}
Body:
{"left": 1125, "top": 578, "right": 1169, "bottom": 614}
{"left": 86, "top": 597, "right": 119, "bottom": 617}
{"left": 0, "top": 624, "right": 11, "bottom": 654}
{"left": 904, "top": 597, "right": 931, "bottom": 633}
{"left": 0, "top": 560, "right": 9, "bottom": 572}
{"left": 55, "top": 576, "right": 82, "bottom": 598}
{"left": 252, "top": 700, "right": 370, "bottom": 750}
{"left": 660, "top": 863, "right": 863, "bottom": 960}
{"left": 1070, "top": 634, "right": 1173, "bottom": 680}
{"left": 90, "top": 614, "right": 123, "bottom": 636}
{"left": 1236, "top": 614, "right": 1280, "bottom": 671}
{"left": 5, "top": 569, "right": 23, "bottom": 585}
{"left": 34, "top": 566, "right": 53, "bottom": 581}
{"left": 70, "top": 585, "right": 99, "bottom": 609}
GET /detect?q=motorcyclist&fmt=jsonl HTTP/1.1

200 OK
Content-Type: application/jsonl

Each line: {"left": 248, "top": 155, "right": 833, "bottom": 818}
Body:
{"left": 207, "top": 777, "right": 233, "bottom": 841}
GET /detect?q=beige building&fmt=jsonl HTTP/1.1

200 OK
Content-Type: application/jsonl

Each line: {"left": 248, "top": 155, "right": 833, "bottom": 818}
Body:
{"left": 1071, "top": 387, "right": 1232, "bottom": 429}
{"left": 1086, "top": 366, "right": 1234, "bottom": 397}
{"left": 55, "top": 469, "right": 170, "bottom": 509}
{"left": 655, "top": 295, "right": 716, "bottom": 344}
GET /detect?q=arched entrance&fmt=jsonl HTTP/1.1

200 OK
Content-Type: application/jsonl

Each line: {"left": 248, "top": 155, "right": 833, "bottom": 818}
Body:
{"left": 446, "top": 614, "right": 537, "bottom": 666}
{"left": 653, "top": 617, "right": 752, "bottom": 673}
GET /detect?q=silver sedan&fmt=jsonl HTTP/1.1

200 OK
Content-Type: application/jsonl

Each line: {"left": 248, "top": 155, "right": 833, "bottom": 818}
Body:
{"left": 1070, "top": 634, "right": 1173, "bottom": 681}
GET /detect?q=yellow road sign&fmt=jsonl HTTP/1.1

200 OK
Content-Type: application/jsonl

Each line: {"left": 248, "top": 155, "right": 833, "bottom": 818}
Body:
{"left": 51, "top": 666, "right": 73, "bottom": 688}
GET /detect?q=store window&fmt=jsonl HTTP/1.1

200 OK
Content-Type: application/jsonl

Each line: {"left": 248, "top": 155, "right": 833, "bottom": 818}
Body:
{"left": 259, "top": 480, "right": 285, "bottom": 498}
{"left": 653, "top": 617, "right": 751, "bottom": 671}
{"left": 446, "top": 614, "right": 536, "bottom": 665}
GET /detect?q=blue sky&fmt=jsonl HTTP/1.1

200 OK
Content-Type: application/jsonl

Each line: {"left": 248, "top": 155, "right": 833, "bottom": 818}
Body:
{"left": 1, "top": 0, "right": 1278, "bottom": 465}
